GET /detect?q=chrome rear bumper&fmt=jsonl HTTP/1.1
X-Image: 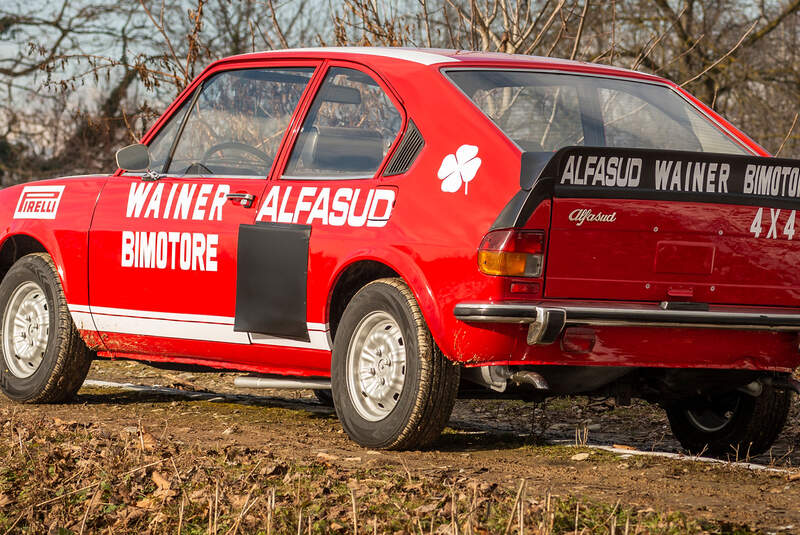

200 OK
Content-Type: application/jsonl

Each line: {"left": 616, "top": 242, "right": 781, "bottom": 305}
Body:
{"left": 453, "top": 302, "right": 800, "bottom": 345}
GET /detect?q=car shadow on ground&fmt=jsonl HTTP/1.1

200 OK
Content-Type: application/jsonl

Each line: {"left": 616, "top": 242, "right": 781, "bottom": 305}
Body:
{"left": 73, "top": 387, "right": 550, "bottom": 453}
{"left": 71, "top": 383, "right": 800, "bottom": 464}
{"left": 75, "top": 387, "right": 337, "bottom": 417}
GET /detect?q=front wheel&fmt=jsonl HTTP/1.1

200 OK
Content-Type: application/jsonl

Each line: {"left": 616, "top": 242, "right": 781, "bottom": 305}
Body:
{"left": 0, "top": 253, "right": 92, "bottom": 403}
{"left": 331, "top": 278, "right": 460, "bottom": 450}
{"left": 666, "top": 382, "right": 791, "bottom": 458}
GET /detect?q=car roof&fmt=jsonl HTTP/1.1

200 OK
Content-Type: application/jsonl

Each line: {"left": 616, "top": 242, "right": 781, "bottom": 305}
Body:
{"left": 223, "top": 47, "right": 664, "bottom": 83}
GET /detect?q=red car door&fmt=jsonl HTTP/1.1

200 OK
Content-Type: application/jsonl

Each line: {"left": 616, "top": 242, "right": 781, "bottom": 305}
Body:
{"left": 251, "top": 62, "right": 405, "bottom": 358}
{"left": 88, "top": 62, "right": 319, "bottom": 363}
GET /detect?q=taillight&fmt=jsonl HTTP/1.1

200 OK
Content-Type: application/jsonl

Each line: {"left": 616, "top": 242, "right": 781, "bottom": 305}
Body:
{"left": 478, "top": 229, "right": 544, "bottom": 277}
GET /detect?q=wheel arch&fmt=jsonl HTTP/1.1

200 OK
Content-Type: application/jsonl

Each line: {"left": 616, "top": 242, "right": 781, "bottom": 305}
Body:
{"left": 0, "top": 231, "right": 83, "bottom": 313}
{"left": 0, "top": 234, "right": 51, "bottom": 284}
{"left": 324, "top": 253, "right": 447, "bottom": 352}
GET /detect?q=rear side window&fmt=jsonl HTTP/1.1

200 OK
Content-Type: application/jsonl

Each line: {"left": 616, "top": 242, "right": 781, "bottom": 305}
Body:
{"left": 446, "top": 70, "right": 748, "bottom": 155}
{"left": 167, "top": 67, "right": 314, "bottom": 176}
{"left": 461, "top": 83, "right": 584, "bottom": 152}
{"left": 283, "top": 67, "right": 402, "bottom": 179}
{"left": 598, "top": 88, "right": 739, "bottom": 153}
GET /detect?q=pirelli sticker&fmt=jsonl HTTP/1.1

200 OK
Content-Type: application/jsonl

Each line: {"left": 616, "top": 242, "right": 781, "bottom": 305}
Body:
{"left": 14, "top": 185, "right": 65, "bottom": 219}
{"left": 546, "top": 147, "right": 800, "bottom": 206}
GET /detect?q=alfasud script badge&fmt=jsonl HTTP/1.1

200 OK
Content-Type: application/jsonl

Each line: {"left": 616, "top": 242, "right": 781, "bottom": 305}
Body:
{"left": 569, "top": 208, "right": 617, "bottom": 226}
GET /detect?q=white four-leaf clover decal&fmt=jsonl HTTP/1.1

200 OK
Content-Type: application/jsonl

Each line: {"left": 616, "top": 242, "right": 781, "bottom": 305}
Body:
{"left": 437, "top": 144, "right": 481, "bottom": 195}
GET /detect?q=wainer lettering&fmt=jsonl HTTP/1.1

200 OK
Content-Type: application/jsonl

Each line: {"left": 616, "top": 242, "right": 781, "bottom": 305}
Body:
{"left": 126, "top": 182, "right": 228, "bottom": 221}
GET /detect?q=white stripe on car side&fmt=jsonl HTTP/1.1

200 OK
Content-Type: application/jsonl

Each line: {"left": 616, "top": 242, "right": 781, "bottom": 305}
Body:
{"left": 92, "top": 313, "right": 251, "bottom": 344}
{"left": 249, "top": 331, "right": 330, "bottom": 350}
{"left": 69, "top": 311, "right": 95, "bottom": 331}
{"left": 89, "top": 305, "right": 234, "bottom": 325}
{"left": 67, "top": 304, "right": 331, "bottom": 351}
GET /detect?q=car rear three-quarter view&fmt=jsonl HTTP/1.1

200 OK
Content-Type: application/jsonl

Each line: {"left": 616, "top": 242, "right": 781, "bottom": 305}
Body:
{"left": 0, "top": 48, "right": 798, "bottom": 458}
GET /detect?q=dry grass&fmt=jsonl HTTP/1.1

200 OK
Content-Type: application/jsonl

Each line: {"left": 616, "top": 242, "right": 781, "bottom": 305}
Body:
{"left": 0, "top": 409, "right": 757, "bottom": 534}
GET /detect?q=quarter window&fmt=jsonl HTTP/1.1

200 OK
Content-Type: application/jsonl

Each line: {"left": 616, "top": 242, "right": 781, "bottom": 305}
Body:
{"left": 146, "top": 98, "right": 191, "bottom": 174}
{"left": 283, "top": 67, "right": 402, "bottom": 179}
{"left": 167, "top": 67, "right": 315, "bottom": 176}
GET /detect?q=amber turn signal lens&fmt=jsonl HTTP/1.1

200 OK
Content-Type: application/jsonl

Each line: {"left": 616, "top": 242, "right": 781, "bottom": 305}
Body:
{"left": 478, "top": 250, "right": 529, "bottom": 276}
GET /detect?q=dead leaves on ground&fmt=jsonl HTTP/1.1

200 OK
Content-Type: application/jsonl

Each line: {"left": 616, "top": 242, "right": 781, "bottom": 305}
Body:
{"left": 0, "top": 414, "right": 521, "bottom": 534}
{"left": 0, "top": 411, "right": 760, "bottom": 534}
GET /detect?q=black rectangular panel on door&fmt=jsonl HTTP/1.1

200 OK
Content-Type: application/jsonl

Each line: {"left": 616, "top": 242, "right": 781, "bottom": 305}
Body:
{"left": 234, "top": 222, "right": 310, "bottom": 341}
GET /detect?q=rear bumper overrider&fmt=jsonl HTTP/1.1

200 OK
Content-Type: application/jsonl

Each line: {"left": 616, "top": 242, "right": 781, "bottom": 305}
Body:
{"left": 453, "top": 302, "right": 800, "bottom": 345}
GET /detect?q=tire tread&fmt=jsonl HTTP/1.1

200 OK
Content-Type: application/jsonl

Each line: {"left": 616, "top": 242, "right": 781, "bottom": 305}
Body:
{"left": 667, "top": 382, "right": 791, "bottom": 458}
{"left": 1, "top": 253, "right": 92, "bottom": 403}
{"left": 333, "top": 277, "right": 460, "bottom": 450}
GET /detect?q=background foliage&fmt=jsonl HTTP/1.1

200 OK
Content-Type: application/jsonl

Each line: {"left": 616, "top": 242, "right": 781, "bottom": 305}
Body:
{"left": 1, "top": 0, "right": 800, "bottom": 185}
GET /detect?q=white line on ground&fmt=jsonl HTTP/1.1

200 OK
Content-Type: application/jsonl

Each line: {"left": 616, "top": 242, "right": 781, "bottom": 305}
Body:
{"left": 559, "top": 442, "right": 796, "bottom": 474}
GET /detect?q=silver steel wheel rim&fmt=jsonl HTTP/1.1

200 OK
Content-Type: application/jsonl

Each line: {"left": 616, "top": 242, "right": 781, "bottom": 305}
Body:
{"left": 2, "top": 281, "right": 50, "bottom": 379}
{"left": 346, "top": 311, "right": 407, "bottom": 422}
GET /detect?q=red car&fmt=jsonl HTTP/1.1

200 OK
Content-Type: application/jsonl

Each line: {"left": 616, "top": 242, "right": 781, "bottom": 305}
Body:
{"left": 1, "top": 47, "right": 799, "bottom": 456}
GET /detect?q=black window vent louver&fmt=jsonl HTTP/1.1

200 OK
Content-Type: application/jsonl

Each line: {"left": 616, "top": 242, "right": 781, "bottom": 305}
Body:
{"left": 383, "top": 120, "right": 425, "bottom": 176}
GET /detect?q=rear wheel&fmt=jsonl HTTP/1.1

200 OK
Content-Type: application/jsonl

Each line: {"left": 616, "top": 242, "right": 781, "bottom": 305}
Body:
{"left": 0, "top": 253, "right": 92, "bottom": 403}
{"left": 331, "top": 278, "right": 460, "bottom": 450}
{"left": 666, "top": 382, "right": 791, "bottom": 458}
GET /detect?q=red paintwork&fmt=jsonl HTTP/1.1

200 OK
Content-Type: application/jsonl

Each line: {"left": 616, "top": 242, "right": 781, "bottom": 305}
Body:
{"left": 546, "top": 198, "right": 800, "bottom": 307}
{"left": 0, "top": 48, "right": 796, "bottom": 377}
{"left": 458, "top": 323, "right": 800, "bottom": 371}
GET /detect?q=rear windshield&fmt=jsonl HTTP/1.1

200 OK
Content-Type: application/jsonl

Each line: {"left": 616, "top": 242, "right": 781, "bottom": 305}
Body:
{"left": 445, "top": 70, "right": 749, "bottom": 155}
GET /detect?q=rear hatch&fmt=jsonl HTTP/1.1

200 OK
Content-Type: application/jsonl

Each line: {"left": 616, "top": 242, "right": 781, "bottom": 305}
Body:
{"left": 537, "top": 147, "right": 800, "bottom": 307}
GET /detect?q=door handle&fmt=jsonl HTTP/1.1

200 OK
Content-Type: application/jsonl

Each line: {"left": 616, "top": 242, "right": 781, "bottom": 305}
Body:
{"left": 226, "top": 192, "right": 255, "bottom": 208}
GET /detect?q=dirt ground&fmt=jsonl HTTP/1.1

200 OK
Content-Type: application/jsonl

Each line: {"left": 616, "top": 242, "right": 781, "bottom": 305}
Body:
{"left": 2, "top": 358, "right": 800, "bottom": 534}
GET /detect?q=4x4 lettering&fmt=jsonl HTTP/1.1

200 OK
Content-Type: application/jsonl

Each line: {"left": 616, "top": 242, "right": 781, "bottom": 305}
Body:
{"left": 785, "top": 210, "right": 796, "bottom": 240}
{"left": 766, "top": 208, "right": 781, "bottom": 239}
{"left": 750, "top": 207, "right": 798, "bottom": 241}
{"left": 750, "top": 207, "right": 763, "bottom": 238}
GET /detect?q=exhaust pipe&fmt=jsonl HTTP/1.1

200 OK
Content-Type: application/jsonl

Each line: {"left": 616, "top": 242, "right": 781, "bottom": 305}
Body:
{"left": 234, "top": 376, "right": 331, "bottom": 390}
{"left": 509, "top": 371, "right": 549, "bottom": 390}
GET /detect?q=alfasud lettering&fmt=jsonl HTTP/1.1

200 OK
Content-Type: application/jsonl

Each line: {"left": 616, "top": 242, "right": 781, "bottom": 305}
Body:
{"left": 256, "top": 186, "right": 395, "bottom": 228}
{"left": 569, "top": 208, "right": 617, "bottom": 226}
{"left": 560, "top": 155, "right": 642, "bottom": 187}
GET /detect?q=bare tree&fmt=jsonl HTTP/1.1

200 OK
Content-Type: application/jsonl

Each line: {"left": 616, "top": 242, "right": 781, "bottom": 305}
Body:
{"left": 3, "top": 0, "right": 800, "bottom": 186}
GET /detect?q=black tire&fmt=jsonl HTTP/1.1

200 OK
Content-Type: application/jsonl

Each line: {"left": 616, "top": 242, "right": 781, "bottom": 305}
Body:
{"left": 0, "top": 253, "right": 92, "bottom": 403}
{"left": 313, "top": 389, "right": 334, "bottom": 406}
{"left": 331, "top": 278, "right": 460, "bottom": 450}
{"left": 666, "top": 382, "right": 791, "bottom": 458}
